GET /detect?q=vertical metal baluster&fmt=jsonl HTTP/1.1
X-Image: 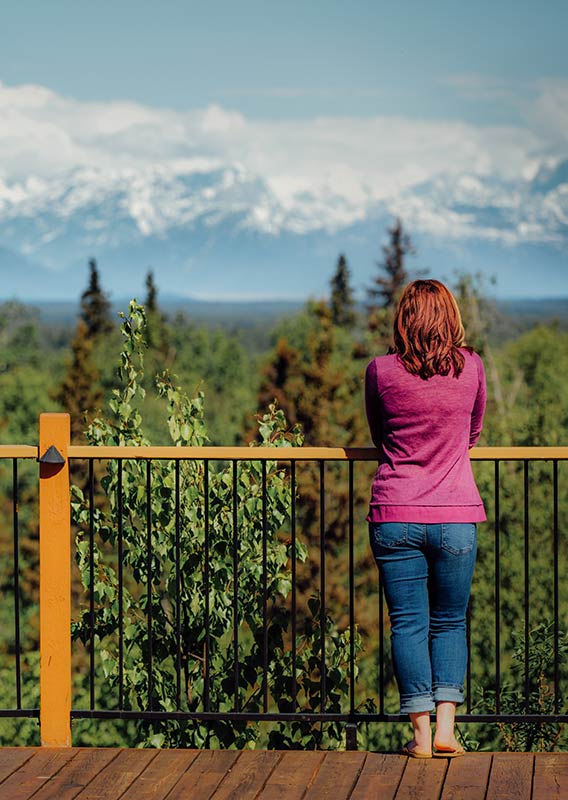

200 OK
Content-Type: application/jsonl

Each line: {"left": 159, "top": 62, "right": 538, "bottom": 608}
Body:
{"left": 319, "top": 460, "right": 326, "bottom": 713}
{"left": 348, "top": 460, "right": 355, "bottom": 718}
{"left": 524, "top": 460, "right": 530, "bottom": 711}
{"left": 494, "top": 461, "right": 501, "bottom": 716}
{"left": 117, "top": 460, "right": 124, "bottom": 710}
{"left": 175, "top": 460, "right": 181, "bottom": 709}
{"left": 466, "top": 600, "right": 472, "bottom": 713}
{"left": 146, "top": 460, "right": 153, "bottom": 711}
{"left": 291, "top": 461, "right": 297, "bottom": 710}
{"left": 204, "top": 460, "right": 210, "bottom": 712}
{"left": 89, "top": 459, "right": 95, "bottom": 710}
{"left": 553, "top": 460, "right": 559, "bottom": 714}
{"left": 262, "top": 460, "right": 268, "bottom": 713}
{"left": 346, "top": 459, "right": 357, "bottom": 750}
{"left": 12, "top": 460, "right": 21, "bottom": 709}
{"left": 379, "top": 581, "right": 385, "bottom": 716}
{"left": 232, "top": 460, "right": 239, "bottom": 711}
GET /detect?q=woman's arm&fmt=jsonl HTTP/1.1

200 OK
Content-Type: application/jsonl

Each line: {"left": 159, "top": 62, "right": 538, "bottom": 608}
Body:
{"left": 365, "top": 358, "right": 383, "bottom": 450}
{"left": 469, "top": 354, "right": 487, "bottom": 448}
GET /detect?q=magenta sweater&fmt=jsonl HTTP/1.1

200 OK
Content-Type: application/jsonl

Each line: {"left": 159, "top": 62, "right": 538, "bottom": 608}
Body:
{"left": 365, "top": 349, "right": 487, "bottom": 523}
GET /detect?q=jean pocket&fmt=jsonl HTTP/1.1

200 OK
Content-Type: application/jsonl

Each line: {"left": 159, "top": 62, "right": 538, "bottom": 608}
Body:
{"left": 441, "top": 523, "right": 476, "bottom": 555}
{"left": 370, "top": 522, "right": 409, "bottom": 548}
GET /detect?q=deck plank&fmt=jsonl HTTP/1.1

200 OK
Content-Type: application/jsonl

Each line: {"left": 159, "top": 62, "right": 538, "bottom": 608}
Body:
{"left": 440, "top": 753, "right": 492, "bottom": 800}
{"left": 29, "top": 748, "right": 119, "bottom": 800}
{"left": 0, "top": 747, "right": 562, "bottom": 800}
{"left": 74, "top": 749, "right": 157, "bottom": 800}
{"left": 349, "top": 753, "right": 406, "bottom": 800}
{"left": 0, "top": 748, "right": 78, "bottom": 800}
{"left": 211, "top": 750, "right": 281, "bottom": 799}
{"left": 257, "top": 751, "right": 325, "bottom": 800}
{"left": 395, "top": 757, "right": 448, "bottom": 800}
{"left": 533, "top": 753, "right": 568, "bottom": 799}
{"left": 486, "top": 753, "right": 534, "bottom": 800}
{"left": 0, "top": 748, "right": 36, "bottom": 785}
{"left": 303, "top": 751, "right": 367, "bottom": 799}
{"left": 165, "top": 750, "right": 240, "bottom": 800}
{"left": 120, "top": 749, "right": 200, "bottom": 800}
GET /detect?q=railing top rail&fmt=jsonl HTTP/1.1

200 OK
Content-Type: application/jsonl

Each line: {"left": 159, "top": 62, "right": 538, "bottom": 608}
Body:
{"left": 472, "top": 446, "right": 568, "bottom": 460}
{"left": 0, "top": 445, "right": 39, "bottom": 459}
{"left": 66, "top": 445, "right": 568, "bottom": 461}
{"left": 0, "top": 443, "right": 565, "bottom": 461}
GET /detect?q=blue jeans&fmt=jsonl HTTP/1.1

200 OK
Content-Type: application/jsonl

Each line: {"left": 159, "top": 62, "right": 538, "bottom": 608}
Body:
{"left": 369, "top": 522, "right": 477, "bottom": 714}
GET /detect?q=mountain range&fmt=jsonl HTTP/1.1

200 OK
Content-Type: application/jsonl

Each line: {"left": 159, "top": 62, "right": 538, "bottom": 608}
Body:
{"left": 0, "top": 157, "right": 566, "bottom": 301}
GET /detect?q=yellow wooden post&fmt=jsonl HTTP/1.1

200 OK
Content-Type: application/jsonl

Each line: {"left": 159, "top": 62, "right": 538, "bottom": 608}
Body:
{"left": 39, "top": 412, "right": 71, "bottom": 746}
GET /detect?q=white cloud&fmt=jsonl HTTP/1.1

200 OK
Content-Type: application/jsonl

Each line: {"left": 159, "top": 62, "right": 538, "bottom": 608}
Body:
{"left": 442, "top": 73, "right": 519, "bottom": 103}
{"left": 524, "top": 79, "right": 568, "bottom": 149}
{"left": 444, "top": 73, "right": 568, "bottom": 153}
{"left": 1, "top": 79, "right": 567, "bottom": 247}
{"left": 0, "top": 80, "right": 541, "bottom": 202}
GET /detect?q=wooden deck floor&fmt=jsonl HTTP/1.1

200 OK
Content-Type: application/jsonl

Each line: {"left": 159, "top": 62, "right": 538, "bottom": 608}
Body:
{"left": 0, "top": 748, "right": 567, "bottom": 799}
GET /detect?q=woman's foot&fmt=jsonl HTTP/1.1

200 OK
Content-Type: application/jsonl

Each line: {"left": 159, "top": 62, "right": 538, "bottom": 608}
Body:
{"left": 433, "top": 734, "right": 462, "bottom": 752}
{"left": 408, "top": 711, "right": 432, "bottom": 755}
{"left": 401, "top": 740, "right": 432, "bottom": 758}
{"left": 434, "top": 702, "right": 463, "bottom": 755}
{"left": 433, "top": 739, "right": 465, "bottom": 757}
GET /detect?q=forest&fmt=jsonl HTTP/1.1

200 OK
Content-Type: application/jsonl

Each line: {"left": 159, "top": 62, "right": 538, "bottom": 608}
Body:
{"left": 0, "top": 220, "right": 566, "bottom": 752}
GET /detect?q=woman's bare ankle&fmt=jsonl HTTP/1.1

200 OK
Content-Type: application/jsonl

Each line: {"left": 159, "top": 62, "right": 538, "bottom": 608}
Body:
{"left": 434, "top": 701, "right": 458, "bottom": 748}
{"left": 409, "top": 711, "right": 432, "bottom": 753}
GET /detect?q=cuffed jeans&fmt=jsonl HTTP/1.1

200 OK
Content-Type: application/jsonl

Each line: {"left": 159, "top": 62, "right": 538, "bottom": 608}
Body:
{"left": 369, "top": 521, "right": 477, "bottom": 714}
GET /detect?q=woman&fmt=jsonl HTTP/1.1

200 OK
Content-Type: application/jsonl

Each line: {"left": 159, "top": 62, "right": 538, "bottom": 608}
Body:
{"left": 366, "top": 279, "right": 486, "bottom": 758}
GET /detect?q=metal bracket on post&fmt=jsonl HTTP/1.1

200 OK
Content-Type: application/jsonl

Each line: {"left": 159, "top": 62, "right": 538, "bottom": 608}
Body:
{"left": 345, "top": 721, "right": 358, "bottom": 750}
{"left": 39, "top": 445, "right": 65, "bottom": 465}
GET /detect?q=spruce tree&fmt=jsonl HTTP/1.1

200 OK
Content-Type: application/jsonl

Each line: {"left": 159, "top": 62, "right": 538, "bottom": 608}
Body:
{"left": 254, "top": 300, "right": 374, "bottom": 630}
{"left": 144, "top": 269, "right": 170, "bottom": 355}
{"left": 53, "top": 320, "right": 103, "bottom": 442}
{"left": 55, "top": 261, "right": 110, "bottom": 443}
{"left": 80, "top": 258, "right": 113, "bottom": 338}
{"left": 330, "top": 254, "right": 356, "bottom": 328}
{"left": 366, "top": 218, "right": 413, "bottom": 311}
{"left": 145, "top": 269, "right": 158, "bottom": 314}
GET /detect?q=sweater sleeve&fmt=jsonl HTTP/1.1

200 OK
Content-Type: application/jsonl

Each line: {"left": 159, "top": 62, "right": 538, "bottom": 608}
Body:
{"left": 365, "top": 358, "right": 383, "bottom": 450}
{"left": 469, "top": 353, "right": 487, "bottom": 448}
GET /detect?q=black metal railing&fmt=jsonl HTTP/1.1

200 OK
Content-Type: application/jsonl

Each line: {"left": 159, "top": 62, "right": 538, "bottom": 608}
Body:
{"left": 0, "top": 448, "right": 40, "bottom": 725}
{"left": 66, "top": 448, "right": 568, "bottom": 747}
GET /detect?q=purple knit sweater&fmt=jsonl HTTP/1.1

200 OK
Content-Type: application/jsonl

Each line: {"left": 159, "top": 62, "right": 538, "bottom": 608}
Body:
{"left": 365, "top": 349, "right": 487, "bottom": 523}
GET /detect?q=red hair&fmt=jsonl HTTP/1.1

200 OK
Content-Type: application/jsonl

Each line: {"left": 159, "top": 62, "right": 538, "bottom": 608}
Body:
{"left": 393, "top": 280, "right": 467, "bottom": 379}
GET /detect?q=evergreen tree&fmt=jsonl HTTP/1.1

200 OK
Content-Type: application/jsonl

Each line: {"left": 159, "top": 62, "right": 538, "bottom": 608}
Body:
{"left": 55, "top": 263, "right": 110, "bottom": 443}
{"left": 452, "top": 273, "right": 507, "bottom": 428}
{"left": 256, "top": 338, "right": 302, "bottom": 428}
{"left": 53, "top": 320, "right": 103, "bottom": 442}
{"left": 143, "top": 269, "right": 170, "bottom": 357}
{"left": 255, "top": 300, "right": 374, "bottom": 630}
{"left": 367, "top": 219, "right": 413, "bottom": 311}
{"left": 145, "top": 270, "right": 158, "bottom": 314}
{"left": 80, "top": 259, "right": 113, "bottom": 338}
{"left": 330, "top": 254, "right": 356, "bottom": 328}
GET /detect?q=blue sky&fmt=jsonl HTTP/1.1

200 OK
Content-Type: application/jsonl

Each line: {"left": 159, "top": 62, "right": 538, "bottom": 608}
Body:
{"left": 2, "top": 0, "right": 567, "bottom": 122}
{"left": 0, "top": 0, "right": 567, "bottom": 300}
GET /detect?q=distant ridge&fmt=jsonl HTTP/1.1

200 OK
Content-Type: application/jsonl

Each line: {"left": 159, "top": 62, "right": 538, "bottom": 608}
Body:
{"left": 24, "top": 296, "right": 307, "bottom": 326}
{"left": 498, "top": 297, "right": 568, "bottom": 319}
{"left": 19, "top": 295, "right": 568, "bottom": 329}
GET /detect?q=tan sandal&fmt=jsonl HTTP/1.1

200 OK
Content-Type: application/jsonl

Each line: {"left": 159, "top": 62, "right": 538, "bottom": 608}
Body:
{"left": 432, "top": 744, "right": 465, "bottom": 758}
{"left": 401, "top": 742, "right": 432, "bottom": 759}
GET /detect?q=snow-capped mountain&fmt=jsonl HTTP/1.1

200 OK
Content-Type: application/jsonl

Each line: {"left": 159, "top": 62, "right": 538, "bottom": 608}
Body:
{"left": 391, "top": 166, "right": 568, "bottom": 247}
{"left": 0, "top": 157, "right": 567, "bottom": 301}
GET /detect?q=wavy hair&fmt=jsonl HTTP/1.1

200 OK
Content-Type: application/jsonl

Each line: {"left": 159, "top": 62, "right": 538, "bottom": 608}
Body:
{"left": 392, "top": 280, "right": 467, "bottom": 378}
